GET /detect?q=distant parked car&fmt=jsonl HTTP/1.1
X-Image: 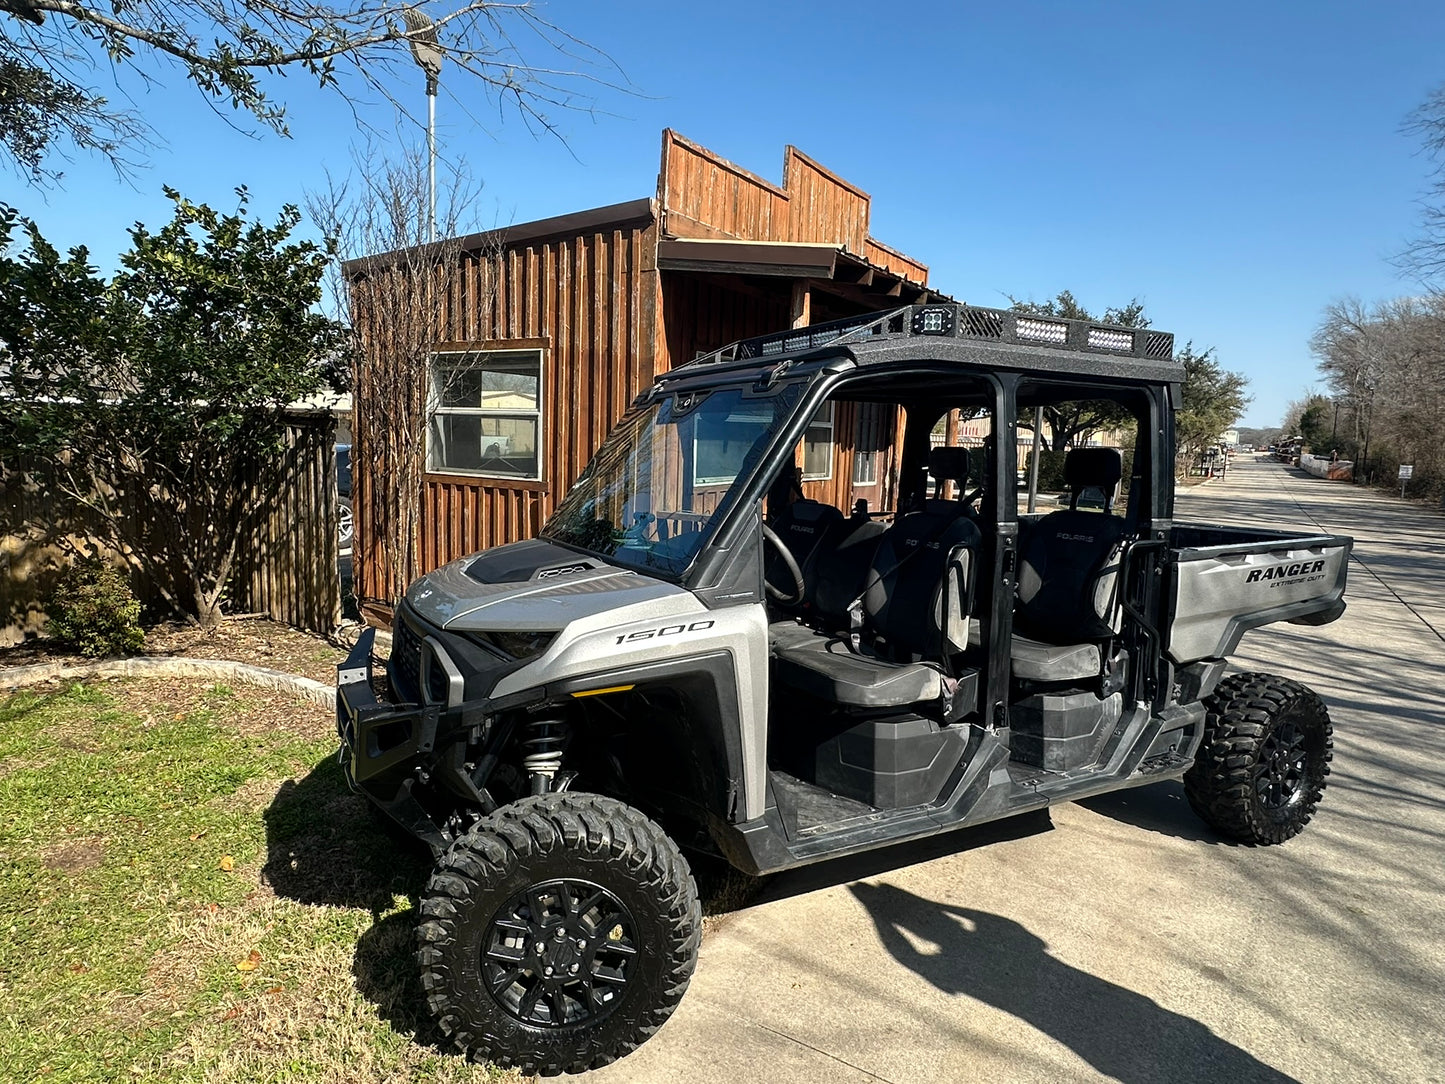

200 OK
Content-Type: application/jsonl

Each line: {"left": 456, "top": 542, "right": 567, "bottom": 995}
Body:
{"left": 336, "top": 444, "right": 353, "bottom": 548}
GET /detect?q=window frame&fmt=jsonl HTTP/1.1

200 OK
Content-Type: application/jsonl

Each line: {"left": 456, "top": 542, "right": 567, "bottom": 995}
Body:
{"left": 852, "top": 448, "right": 878, "bottom": 486}
{"left": 690, "top": 398, "right": 780, "bottom": 488}
{"left": 851, "top": 402, "right": 883, "bottom": 487}
{"left": 426, "top": 346, "right": 546, "bottom": 482}
{"left": 801, "top": 401, "right": 835, "bottom": 482}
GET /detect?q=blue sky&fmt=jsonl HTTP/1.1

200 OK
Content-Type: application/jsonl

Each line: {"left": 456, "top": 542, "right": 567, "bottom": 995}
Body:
{"left": 5, "top": 0, "right": 1443, "bottom": 428}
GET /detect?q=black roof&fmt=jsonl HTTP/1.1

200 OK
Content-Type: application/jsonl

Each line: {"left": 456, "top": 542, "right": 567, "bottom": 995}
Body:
{"left": 655, "top": 304, "right": 1184, "bottom": 391}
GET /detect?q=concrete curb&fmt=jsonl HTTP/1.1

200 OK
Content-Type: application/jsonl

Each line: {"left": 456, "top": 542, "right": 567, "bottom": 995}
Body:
{"left": 0, "top": 656, "right": 336, "bottom": 709}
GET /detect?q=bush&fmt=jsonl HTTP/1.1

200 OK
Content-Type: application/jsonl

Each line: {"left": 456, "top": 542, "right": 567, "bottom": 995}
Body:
{"left": 47, "top": 559, "right": 145, "bottom": 657}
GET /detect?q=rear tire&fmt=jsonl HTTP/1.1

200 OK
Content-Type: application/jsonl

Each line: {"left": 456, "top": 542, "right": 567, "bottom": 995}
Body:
{"left": 1184, "top": 672, "right": 1332, "bottom": 844}
{"left": 416, "top": 792, "right": 701, "bottom": 1074}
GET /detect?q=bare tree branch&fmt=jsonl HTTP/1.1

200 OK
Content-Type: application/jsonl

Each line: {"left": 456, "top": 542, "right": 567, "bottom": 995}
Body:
{"left": 2, "top": 0, "right": 632, "bottom": 182}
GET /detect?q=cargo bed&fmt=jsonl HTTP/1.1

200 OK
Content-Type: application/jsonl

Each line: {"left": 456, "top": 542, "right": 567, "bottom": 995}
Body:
{"left": 1165, "top": 524, "right": 1352, "bottom": 664}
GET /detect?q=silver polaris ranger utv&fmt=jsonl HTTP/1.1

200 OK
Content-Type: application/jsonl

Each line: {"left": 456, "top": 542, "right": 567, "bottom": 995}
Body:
{"left": 335, "top": 304, "right": 1351, "bottom": 1073}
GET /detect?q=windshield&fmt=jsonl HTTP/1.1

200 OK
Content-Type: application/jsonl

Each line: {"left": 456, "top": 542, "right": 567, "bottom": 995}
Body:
{"left": 542, "top": 385, "right": 801, "bottom": 577}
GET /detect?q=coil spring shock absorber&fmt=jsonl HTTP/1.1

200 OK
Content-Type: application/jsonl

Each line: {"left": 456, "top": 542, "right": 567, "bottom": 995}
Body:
{"left": 521, "top": 717, "right": 569, "bottom": 795}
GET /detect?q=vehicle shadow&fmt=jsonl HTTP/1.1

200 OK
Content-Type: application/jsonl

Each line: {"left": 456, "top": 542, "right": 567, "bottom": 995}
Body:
{"left": 352, "top": 905, "right": 457, "bottom": 1055}
{"left": 261, "top": 755, "right": 432, "bottom": 912}
{"left": 1078, "top": 780, "right": 1231, "bottom": 844}
{"left": 262, "top": 757, "right": 452, "bottom": 1053}
{"left": 752, "top": 810, "right": 1056, "bottom": 907}
{"left": 849, "top": 882, "right": 1298, "bottom": 1084}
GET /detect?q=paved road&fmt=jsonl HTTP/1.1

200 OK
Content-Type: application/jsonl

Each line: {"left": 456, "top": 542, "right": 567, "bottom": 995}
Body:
{"left": 587, "top": 459, "right": 1445, "bottom": 1084}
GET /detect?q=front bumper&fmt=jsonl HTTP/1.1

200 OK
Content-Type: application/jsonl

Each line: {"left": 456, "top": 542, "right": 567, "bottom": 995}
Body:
{"left": 335, "top": 627, "right": 441, "bottom": 788}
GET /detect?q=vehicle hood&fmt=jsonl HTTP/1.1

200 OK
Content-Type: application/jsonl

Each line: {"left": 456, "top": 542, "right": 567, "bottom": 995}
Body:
{"left": 405, "top": 538, "right": 691, "bottom": 631}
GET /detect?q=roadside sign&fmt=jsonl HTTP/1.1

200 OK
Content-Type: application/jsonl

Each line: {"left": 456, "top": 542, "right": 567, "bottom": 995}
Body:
{"left": 1398, "top": 464, "right": 1413, "bottom": 479}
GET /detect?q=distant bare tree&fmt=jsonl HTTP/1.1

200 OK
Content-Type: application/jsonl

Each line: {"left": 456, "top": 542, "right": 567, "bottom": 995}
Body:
{"left": 1401, "top": 83, "right": 1445, "bottom": 287}
{"left": 308, "top": 145, "right": 500, "bottom": 608}
{"left": 1310, "top": 295, "right": 1445, "bottom": 492}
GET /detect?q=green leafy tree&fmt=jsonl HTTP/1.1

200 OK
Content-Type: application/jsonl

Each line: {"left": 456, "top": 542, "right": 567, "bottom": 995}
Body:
{"left": 1175, "top": 343, "right": 1250, "bottom": 468}
{"left": 1008, "top": 291, "right": 1147, "bottom": 450}
{"left": 1008, "top": 292, "right": 1250, "bottom": 471}
{"left": 1296, "top": 394, "right": 1335, "bottom": 452}
{"left": 0, "top": 189, "right": 347, "bottom": 626}
{"left": 0, "top": 0, "right": 620, "bottom": 181}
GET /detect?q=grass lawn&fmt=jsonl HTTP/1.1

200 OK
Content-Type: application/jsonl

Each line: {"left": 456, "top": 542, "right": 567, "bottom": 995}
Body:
{"left": 0, "top": 679, "right": 522, "bottom": 1084}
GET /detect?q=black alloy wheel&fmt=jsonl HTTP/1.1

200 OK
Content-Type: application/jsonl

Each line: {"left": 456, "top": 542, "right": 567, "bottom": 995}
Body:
{"left": 1254, "top": 717, "right": 1310, "bottom": 811}
{"left": 483, "top": 878, "right": 638, "bottom": 1028}
{"left": 417, "top": 792, "right": 701, "bottom": 1074}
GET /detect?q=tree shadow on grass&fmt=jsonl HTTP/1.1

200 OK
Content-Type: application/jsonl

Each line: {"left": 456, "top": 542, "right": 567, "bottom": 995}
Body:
{"left": 851, "top": 882, "right": 1298, "bottom": 1084}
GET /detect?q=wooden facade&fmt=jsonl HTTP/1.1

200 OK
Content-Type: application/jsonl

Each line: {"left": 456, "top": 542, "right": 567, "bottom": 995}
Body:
{"left": 352, "top": 130, "right": 949, "bottom": 616}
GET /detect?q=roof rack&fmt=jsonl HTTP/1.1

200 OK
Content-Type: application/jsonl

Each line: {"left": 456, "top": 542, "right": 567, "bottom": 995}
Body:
{"left": 680, "top": 303, "right": 1175, "bottom": 369}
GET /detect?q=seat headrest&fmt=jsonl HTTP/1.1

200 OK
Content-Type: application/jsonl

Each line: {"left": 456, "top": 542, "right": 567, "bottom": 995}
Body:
{"left": 1064, "top": 448, "right": 1123, "bottom": 491}
{"left": 928, "top": 446, "right": 970, "bottom": 485}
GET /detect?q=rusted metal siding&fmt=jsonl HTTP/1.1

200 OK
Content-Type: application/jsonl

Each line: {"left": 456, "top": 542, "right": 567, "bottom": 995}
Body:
{"left": 863, "top": 238, "right": 929, "bottom": 285}
{"left": 658, "top": 129, "right": 928, "bottom": 285}
{"left": 659, "top": 130, "right": 789, "bottom": 243}
{"left": 798, "top": 401, "right": 901, "bottom": 515}
{"left": 782, "top": 149, "right": 870, "bottom": 251}
{"left": 353, "top": 131, "right": 939, "bottom": 613}
{"left": 354, "top": 217, "right": 660, "bottom": 606}
{"left": 656, "top": 273, "right": 791, "bottom": 373}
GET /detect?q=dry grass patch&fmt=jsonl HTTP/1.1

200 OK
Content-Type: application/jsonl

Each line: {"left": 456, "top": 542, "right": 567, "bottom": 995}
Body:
{"left": 41, "top": 836, "right": 107, "bottom": 872}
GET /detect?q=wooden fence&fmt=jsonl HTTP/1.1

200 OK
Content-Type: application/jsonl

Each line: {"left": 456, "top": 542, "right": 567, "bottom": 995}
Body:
{"left": 1, "top": 411, "right": 340, "bottom": 646}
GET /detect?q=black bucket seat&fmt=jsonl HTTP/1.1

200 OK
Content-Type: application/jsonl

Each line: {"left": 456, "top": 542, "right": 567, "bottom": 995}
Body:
{"left": 771, "top": 448, "right": 982, "bottom": 708}
{"left": 999, "top": 447, "right": 1130, "bottom": 683}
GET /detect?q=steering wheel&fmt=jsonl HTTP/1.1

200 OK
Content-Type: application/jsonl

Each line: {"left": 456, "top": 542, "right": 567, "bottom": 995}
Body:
{"left": 761, "top": 521, "right": 806, "bottom": 605}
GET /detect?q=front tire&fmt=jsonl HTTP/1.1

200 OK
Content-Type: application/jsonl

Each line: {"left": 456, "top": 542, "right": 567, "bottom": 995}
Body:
{"left": 416, "top": 792, "right": 701, "bottom": 1074}
{"left": 1184, "top": 672, "right": 1333, "bottom": 844}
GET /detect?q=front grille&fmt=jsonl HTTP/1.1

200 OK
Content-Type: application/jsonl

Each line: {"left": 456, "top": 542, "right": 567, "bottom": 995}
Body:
{"left": 391, "top": 618, "right": 424, "bottom": 701}
{"left": 426, "top": 656, "right": 450, "bottom": 703}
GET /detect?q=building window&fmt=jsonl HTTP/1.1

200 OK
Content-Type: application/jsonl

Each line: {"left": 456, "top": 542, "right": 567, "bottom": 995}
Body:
{"left": 802, "top": 402, "right": 834, "bottom": 481}
{"left": 852, "top": 402, "right": 883, "bottom": 486}
{"left": 427, "top": 349, "right": 543, "bottom": 480}
{"left": 694, "top": 403, "right": 775, "bottom": 486}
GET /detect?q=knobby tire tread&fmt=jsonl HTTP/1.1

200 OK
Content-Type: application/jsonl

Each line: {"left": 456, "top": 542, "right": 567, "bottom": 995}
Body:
{"left": 416, "top": 792, "right": 701, "bottom": 1075}
{"left": 1183, "top": 671, "right": 1333, "bottom": 845}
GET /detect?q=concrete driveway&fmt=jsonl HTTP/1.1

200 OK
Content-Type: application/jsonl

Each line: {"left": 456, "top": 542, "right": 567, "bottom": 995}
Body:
{"left": 587, "top": 459, "right": 1445, "bottom": 1084}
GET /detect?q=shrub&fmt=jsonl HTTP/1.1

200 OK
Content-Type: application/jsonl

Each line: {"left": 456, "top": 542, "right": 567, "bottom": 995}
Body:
{"left": 47, "top": 559, "right": 146, "bottom": 657}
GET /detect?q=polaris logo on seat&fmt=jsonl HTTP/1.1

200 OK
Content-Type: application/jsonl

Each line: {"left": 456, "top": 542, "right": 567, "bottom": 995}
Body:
{"left": 1058, "top": 532, "right": 1095, "bottom": 543}
{"left": 1247, "top": 560, "right": 1326, "bottom": 583}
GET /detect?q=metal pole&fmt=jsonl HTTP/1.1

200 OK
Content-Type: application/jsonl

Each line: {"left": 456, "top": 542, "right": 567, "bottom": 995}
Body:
{"left": 427, "top": 88, "right": 437, "bottom": 244}
{"left": 1026, "top": 406, "right": 1044, "bottom": 515}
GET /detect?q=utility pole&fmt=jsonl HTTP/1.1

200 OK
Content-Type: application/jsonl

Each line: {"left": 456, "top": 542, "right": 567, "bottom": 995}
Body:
{"left": 405, "top": 10, "right": 444, "bottom": 244}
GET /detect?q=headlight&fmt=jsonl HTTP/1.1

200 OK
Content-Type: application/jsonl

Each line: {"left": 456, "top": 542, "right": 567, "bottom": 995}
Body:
{"left": 472, "top": 630, "right": 557, "bottom": 660}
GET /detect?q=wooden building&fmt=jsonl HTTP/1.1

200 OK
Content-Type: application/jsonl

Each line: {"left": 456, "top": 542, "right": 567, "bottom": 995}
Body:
{"left": 351, "top": 129, "right": 950, "bottom": 617}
